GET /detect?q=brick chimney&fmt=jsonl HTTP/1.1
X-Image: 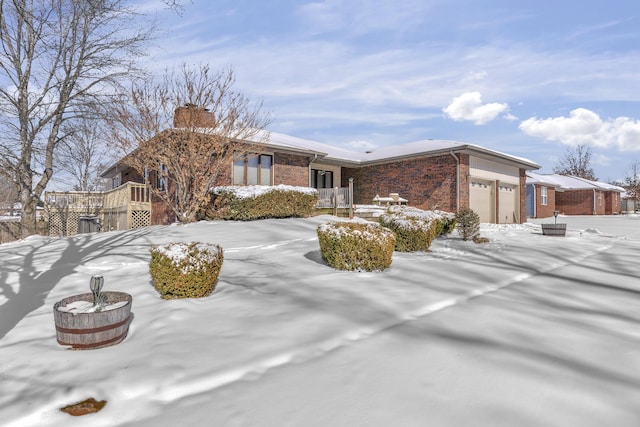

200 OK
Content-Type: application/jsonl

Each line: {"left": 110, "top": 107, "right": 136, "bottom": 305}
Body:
{"left": 173, "top": 104, "right": 216, "bottom": 128}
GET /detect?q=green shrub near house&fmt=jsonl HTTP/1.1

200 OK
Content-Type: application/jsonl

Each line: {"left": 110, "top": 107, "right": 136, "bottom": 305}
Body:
{"left": 455, "top": 207, "right": 481, "bottom": 241}
{"left": 379, "top": 206, "right": 456, "bottom": 252}
{"left": 200, "top": 185, "right": 318, "bottom": 221}
{"left": 149, "top": 242, "right": 224, "bottom": 299}
{"left": 317, "top": 221, "right": 396, "bottom": 272}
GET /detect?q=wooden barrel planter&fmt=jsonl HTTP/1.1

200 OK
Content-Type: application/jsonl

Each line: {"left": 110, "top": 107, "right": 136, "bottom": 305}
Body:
{"left": 53, "top": 291, "right": 132, "bottom": 350}
{"left": 541, "top": 223, "right": 567, "bottom": 236}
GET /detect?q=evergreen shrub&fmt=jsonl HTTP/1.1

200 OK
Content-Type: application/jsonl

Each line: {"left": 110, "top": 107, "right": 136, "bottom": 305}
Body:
{"left": 455, "top": 207, "right": 481, "bottom": 241}
{"left": 149, "top": 242, "right": 224, "bottom": 299}
{"left": 317, "top": 221, "right": 396, "bottom": 272}
{"left": 200, "top": 185, "right": 318, "bottom": 220}
{"left": 380, "top": 206, "right": 456, "bottom": 252}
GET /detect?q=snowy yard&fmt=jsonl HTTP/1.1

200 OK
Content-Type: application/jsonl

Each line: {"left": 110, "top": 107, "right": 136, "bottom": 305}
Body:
{"left": 1, "top": 214, "right": 640, "bottom": 426}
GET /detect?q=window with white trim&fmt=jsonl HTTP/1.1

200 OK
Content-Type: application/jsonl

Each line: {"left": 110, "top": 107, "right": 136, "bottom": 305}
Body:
{"left": 541, "top": 186, "right": 548, "bottom": 205}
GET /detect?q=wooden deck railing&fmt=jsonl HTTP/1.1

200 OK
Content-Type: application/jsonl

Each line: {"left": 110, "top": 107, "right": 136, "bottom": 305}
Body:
{"left": 45, "top": 182, "right": 151, "bottom": 235}
{"left": 45, "top": 191, "right": 105, "bottom": 209}
{"left": 46, "top": 182, "right": 150, "bottom": 210}
{"left": 103, "top": 182, "right": 150, "bottom": 209}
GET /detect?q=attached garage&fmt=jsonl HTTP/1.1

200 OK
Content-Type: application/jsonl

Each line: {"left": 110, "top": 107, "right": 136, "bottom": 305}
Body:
{"left": 469, "top": 156, "right": 521, "bottom": 224}
{"left": 469, "top": 179, "right": 495, "bottom": 223}
{"left": 498, "top": 183, "right": 517, "bottom": 223}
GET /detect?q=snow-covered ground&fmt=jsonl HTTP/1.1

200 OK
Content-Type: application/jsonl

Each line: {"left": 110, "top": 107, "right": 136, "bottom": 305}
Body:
{"left": 1, "top": 214, "right": 640, "bottom": 426}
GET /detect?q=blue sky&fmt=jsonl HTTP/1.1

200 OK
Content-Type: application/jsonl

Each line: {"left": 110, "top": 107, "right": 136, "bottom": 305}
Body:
{"left": 142, "top": 0, "right": 640, "bottom": 182}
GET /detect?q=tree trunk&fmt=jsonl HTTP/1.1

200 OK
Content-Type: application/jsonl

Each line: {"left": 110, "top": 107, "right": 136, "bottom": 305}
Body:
{"left": 19, "top": 193, "right": 37, "bottom": 239}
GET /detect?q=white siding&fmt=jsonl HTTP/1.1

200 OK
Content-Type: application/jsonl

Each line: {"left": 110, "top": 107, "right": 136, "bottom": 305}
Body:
{"left": 311, "top": 163, "right": 341, "bottom": 187}
{"left": 469, "top": 157, "right": 520, "bottom": 185}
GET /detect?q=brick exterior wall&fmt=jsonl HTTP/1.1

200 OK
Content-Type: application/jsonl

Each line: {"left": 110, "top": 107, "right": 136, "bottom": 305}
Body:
{"left": 274, "top": 153, "right": 310, "bottom": 187}
{"left": 459, "top": 154, "right": 471, "bottom": 211}
{"left": 556, "top": 189, "right": 606, "bottom": 215}
{"left": 595, "top": 191, "right": 605, "bottom": 215}
{"left": 342, "top": 153, "right": 471, "bottom": 214}
{"left": 605, "top": 191, "right": 621, "bottom": 215}
{"left": 212, "top": 161, "right": 232, "bottom": 187}
{"left": 151, "top": 199, "right": 174, "bottom": 225}
{"left": 519, "top": 170, "right": 528, "bottom": 224}
{"left": 173, "top": 106, "right": 216, "bottom": 128}
{"left": 534, "top": 184, "right": 557, "bottom": 218}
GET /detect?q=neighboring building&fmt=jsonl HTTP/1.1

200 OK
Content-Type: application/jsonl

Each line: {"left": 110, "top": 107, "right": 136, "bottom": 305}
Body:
{"left": 526, "top": 173, "right": 624, "bottom": 217}
{"left": 0, "top": 202, "right": 45, "bottom": 219}
{"left": 526, "top": 172, "right": 560, "bottom": 219}
{"left": 621, "top": 198, "right": 637, "bottom": 213}
{"left": 99, "top": 106, "right": 540, "bottom": 225}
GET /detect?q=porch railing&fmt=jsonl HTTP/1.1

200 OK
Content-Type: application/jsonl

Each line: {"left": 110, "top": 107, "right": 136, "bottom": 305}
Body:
{"left": 103, "top": 181, "right": 150, "bottom": 210}
{"left": 316, "top": 187, "right": 351, "bottom": 209}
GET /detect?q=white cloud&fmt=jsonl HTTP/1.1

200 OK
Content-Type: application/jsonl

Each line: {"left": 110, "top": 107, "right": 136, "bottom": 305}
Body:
{"left": 593, "top": 154, "right": 611, "bottom": 167}
{"left": 442, "top": 92, "right": 509, "bottom": 125}
{"left": 519, "top": 108, "right": 640, "bottom": 151}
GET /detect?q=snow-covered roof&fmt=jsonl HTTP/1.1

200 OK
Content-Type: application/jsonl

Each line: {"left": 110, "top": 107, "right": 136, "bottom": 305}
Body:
{"left": 247, "top": 129, "right": 540, "bottom": 169}
{"left": 103, "top": 126, "right": 540, "bottom": 177}
{"left": 526, "top": 173, "right": 625, "bottom": 192}
{"left": 526, "top": 172, "right": 563, "bottom": 187}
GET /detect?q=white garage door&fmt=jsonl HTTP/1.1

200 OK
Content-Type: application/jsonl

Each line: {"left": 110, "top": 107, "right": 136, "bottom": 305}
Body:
{"left": 469, "top": 179, "right": 494, "bottom": 223}
{"left": 498, "top": 184, "right": 517, "bottom": 224}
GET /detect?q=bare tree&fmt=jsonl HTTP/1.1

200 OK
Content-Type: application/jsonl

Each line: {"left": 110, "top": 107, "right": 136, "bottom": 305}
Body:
{"left": 164, "top": 0, "right": 192, "bottom": 15}
{"left": 0, "top": 0, "right": 152, "bottom": 237}
{"left": 57, "top": 115, "right": 114, "bottom": 191}
{"left": 622, "top": 160, "right": 640, "bottom": 209}
{"left": 553, "top": 144, "right": 597, "bottom": 180}
{"left": 108, "top": 64, "right": 271, "bottom": 223}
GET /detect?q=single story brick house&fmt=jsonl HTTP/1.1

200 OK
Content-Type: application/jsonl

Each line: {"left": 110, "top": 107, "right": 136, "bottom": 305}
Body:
{"left": 101, "top": 106, "right": 540, "bottom": 224}
{"left": 526, "top": 173, "right": 624, "bottom": 217}
{"left": 526, "top": 172, "right": 560, "bottom": 219}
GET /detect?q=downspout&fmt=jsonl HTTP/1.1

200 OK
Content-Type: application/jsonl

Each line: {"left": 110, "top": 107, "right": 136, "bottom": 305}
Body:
{"left": 532, "top": 184, "right": 536, "bottom": 219}
{"left": 450, "top": 151, "right": 460, "bottom": 211}
{"left": 309, "top": 154, "right": 317, "bottom": 187}
{"left": 593, "top": 189, "right": 596, "bottom": 215}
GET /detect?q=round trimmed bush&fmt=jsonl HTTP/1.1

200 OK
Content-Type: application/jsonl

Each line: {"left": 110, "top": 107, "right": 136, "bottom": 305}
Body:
{"left": 317, "top": 221, "right": 396, "bottom": 272}
{"left": 380, "top": 206, "right": 456, "bottom": 252}
{"left": 149, "top": 242, "right": 224, "bottom": 299}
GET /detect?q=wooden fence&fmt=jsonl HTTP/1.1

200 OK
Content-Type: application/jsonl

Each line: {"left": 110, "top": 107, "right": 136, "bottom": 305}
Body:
{"left": 0, "top": 219, "right": 49, "bottom": 244}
